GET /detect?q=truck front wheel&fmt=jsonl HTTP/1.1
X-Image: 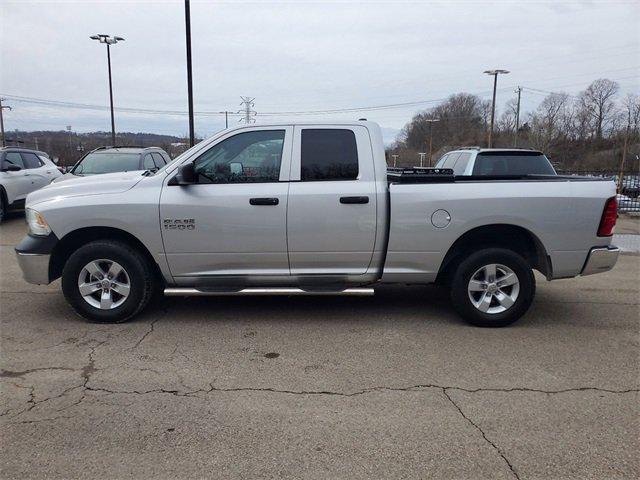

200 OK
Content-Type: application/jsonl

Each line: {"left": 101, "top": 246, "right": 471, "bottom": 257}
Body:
{"left": 450, "top": 248, "right": 535, "bottom": 327}
{"left": 61, "top": 240, "right": 156, "bottom": 323}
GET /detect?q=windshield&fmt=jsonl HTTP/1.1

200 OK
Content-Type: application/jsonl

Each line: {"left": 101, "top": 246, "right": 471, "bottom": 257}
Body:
{"left": 472, "top": 152, "right": 556, "bottom": 176}
{"left": 73, "top": 152, "right": 141, "bottom": 175}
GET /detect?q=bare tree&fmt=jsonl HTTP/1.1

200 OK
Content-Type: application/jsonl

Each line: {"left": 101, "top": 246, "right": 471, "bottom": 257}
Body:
{"left": 577, "top": 78, "right": 619, "bottom": 140}
{"left": 528, "top": 92, "right": 572, "bottom": 152}
{"left": 497, "top": 98, "right": 519, "bottom": 136}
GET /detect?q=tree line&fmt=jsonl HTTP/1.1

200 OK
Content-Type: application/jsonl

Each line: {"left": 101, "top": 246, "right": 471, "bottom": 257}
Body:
{"left": 388, "top": 78, "right": 640, "bottom": 172}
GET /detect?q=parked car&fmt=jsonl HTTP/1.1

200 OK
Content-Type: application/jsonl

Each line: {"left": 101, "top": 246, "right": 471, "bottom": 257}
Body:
{"left": 620, "top": 175, "right": 639, "bottom": 198}
{"left": 0, "top": 147, "right": 62, "bottom": 222}
{"left": 15, "top": 121, "right": 619, "bottom": 327}
{"left": 53, "top": 146, "right": 171, "bottom": 183}
{"left": 434, "top": 148, "right": 557, "bottom": 176}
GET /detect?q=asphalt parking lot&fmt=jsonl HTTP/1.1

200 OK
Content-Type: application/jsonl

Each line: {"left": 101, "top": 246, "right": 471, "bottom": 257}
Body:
{"left": 1, "top": 214, "right": 638, "bottom": 479}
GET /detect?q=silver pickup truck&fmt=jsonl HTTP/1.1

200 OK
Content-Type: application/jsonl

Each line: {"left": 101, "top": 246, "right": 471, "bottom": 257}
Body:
{"left": 15, "top": 121, "right": 619, "bottom": 327}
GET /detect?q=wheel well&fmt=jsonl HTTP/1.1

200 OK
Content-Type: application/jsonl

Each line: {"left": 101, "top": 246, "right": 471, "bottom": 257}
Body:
{"left": 436, "top": 224, "right": 551, "bottom": 284}
{"left": 49, "top": 227, "right": 163, "bottom": 283}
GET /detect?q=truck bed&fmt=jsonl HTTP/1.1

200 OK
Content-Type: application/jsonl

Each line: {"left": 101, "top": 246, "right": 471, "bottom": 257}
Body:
{"left": 386, "top": 167, "right": 614, "bottom": 184}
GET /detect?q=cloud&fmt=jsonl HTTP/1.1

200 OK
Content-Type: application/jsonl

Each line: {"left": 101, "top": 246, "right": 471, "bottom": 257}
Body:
{"left": 1, "top": 0, "right": 638, "bottom": 138}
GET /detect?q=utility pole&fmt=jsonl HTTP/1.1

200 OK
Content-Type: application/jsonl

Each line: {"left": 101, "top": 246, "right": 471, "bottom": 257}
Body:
{"left": 0, "top": 98, "right": 11, "bottom": 147}
{"left": 418, "top": 152, "right": 426, "bottom": 168}
{"left": 219, "top": 111, "right": 229, "bottom": 128}
{"left": 514, "top": 86, "right": 522, "bottom": 147}
{"left": 90, "top": 34, "right": 124, "bottom": 146}
{"left": 184, "top": 0, "right": 195, "bottom": 147}
{"left": 66, "top": 126, "right": 72, "bottom": 149}
{"left": 238, "top": 97, "right": 256, "bottom": 124}
{"left": 425, "top": 118, "right": 440, "bottom": 166}
{"left": 484, "top": 69, "right": 510, "bottom": 148}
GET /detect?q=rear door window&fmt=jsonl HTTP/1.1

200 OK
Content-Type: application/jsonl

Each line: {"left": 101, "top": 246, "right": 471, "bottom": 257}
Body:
{"left": 434, "top": 154, "right": 448, "bottom": 168}
{"left": 143, "top": 154, "right": 156, "bottom": 170}
{"left": 21, "top": 152, "right": 43, "bottom": 169}
{"left": 301, "top": 129, "right": 358, "bottom": 181}
{"left": 442, "top": 152, "right": 461, "bottom": 169}
{"left": 452, "top": 153, "right": 471, "bottom": 175}
{"left": 472, "top": 152, "right": 556, "bottom": 176}
{"left": 151, "top": 153, "right": 166, "bottom": 167}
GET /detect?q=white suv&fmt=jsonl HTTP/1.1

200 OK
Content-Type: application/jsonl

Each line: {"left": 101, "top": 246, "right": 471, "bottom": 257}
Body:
{"left": 0, "top": 147, "right": 62, "bottom": 222}
{"left": 434, "top": 148, "right": 557, "bottom": 176}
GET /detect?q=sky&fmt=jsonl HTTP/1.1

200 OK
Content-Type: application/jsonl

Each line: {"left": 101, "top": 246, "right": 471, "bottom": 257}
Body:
{"left": 1, "top": 0, "right": 639, "bottom": 144}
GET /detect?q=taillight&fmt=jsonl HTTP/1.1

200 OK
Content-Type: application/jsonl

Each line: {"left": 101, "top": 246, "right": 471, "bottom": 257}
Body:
{"left": 597, "top": 196, "right": 617, "bottom": 237}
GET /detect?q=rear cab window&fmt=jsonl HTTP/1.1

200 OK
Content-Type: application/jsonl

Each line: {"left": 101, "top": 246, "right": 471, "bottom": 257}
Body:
{"left": 472, "top": 151, "right": 556, "bottom": 176}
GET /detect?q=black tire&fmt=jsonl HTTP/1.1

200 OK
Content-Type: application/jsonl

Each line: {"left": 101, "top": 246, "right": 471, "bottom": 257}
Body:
{"left": 450, "top": 248, "right": 535, "bottom": 327}
{"left": 61, "top": 240, "right": 156, "bottom": 323}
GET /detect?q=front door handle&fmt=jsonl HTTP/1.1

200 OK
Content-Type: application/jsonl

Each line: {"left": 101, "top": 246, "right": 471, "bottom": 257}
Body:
{"left": 250, "top": 197, "right": 279, "bottom": 206}
{"left": 340, "top": 196, "right": 369, "bottom": 204}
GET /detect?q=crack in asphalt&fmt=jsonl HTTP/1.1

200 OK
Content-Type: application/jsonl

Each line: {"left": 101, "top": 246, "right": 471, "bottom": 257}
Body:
{"left": 0, "top": 366, "right": 75, "bottom": 378}
{"left": 443, "top": 389, "right": 520, "bottom": 479}
{"left": 69, "top": 383, "right": 640, "bottom": 399}
{"left": 128, "top": 307, "right": 171, "bottom": 351}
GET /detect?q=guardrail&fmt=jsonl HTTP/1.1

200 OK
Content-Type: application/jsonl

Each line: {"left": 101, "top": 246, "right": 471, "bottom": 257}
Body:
{"left": 557, "top": 170, "right": 640, "bottom": 213}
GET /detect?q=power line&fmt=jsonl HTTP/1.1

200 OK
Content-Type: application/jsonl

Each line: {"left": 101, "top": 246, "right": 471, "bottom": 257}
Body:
{"left": 0, "top": 72, "right": 636, "bottom": 121}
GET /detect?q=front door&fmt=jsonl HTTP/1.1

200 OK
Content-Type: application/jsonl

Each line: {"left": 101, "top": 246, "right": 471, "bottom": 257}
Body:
{"left": 286, "top": 126, "right": 377, "bottom": 275}
{"left": 160, "top": 126, "right": 293, "bottom": 280}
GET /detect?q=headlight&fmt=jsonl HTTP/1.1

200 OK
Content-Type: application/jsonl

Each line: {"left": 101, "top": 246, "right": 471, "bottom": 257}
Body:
{"left": 26, "top": 209, "right": 52, "bottom": 236}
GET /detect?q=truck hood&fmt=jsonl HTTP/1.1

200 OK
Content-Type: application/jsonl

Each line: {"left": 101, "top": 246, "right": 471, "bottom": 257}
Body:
{"left": 27, "top": 171, "right": 145, "bottom": 207}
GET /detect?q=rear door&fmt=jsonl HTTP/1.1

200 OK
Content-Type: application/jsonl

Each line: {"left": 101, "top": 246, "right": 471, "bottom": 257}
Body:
{"left": 20, "top": 152, "right": 51, "bottom": 192}
{"left": 286, "top": 126, "right": 377, "bottom": 275}
{"left": 1, "top": 152, "right": 31, "bottom": 202}
{"left": 160, "top": 126, "right": 293, "bottom": 279}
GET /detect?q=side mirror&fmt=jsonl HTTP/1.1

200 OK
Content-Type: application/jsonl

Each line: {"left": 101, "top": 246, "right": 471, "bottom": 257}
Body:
{"left": 171, "top": 162, "right": 196, "bottom": 185}
{"left": 1, "top": 164, "right": 22, "bottom": 172}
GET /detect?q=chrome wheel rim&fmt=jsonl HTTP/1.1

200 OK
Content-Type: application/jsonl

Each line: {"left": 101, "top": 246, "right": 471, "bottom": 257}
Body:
{"left": 468, "top": 263, "right": 520, "bottom": 314}
{"left": 77, "top": 259, "right": 130, "bottom": 310}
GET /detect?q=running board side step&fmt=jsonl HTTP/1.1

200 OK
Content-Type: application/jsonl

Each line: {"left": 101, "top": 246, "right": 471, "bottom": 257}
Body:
{"left": 164, "top": 287, "right": 375, "bottom": 297}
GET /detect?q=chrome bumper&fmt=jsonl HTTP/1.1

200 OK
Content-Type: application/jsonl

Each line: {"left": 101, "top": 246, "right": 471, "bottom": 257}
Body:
{"left": 15, "top": 252, "right": 51, "bottom": 285}
{"left": 581, "top": 246, "right": 620, "bottom": 276}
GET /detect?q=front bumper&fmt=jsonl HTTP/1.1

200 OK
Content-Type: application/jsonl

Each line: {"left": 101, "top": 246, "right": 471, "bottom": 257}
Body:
{"left": 16, "top": 252, "right": 52, "bottom": 284}
{"left": 581, "top": 246, "right": 620, "bottom": 276}
{"left": 14, "top": 233, "right": 58, "bottom": 285}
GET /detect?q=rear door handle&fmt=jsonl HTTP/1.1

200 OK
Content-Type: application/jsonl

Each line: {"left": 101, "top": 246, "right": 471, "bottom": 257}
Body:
{"left": 250, "top": 197, "right": 279, "bottom": 206}
{"left": 340, "top": 196, "right": 369, "bottom": 204}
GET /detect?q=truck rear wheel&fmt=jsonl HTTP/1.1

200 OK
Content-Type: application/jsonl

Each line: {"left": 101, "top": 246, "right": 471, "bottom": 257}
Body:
{"left": 61, "top": 240, "right": 155, "bottom": 323}
{"left": 450, "top": 248, "right": 535, "bottom": 327}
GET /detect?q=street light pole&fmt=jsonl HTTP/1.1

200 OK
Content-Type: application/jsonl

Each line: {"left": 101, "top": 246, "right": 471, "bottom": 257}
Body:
{"left": 90, "top": 34, "right": 124, "bottom": 146}
{"left": 184, "top": 0, "right": 195, "bottom": 147}
{"left": 484, "top": 69, "right": 509, "bottom": 148}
